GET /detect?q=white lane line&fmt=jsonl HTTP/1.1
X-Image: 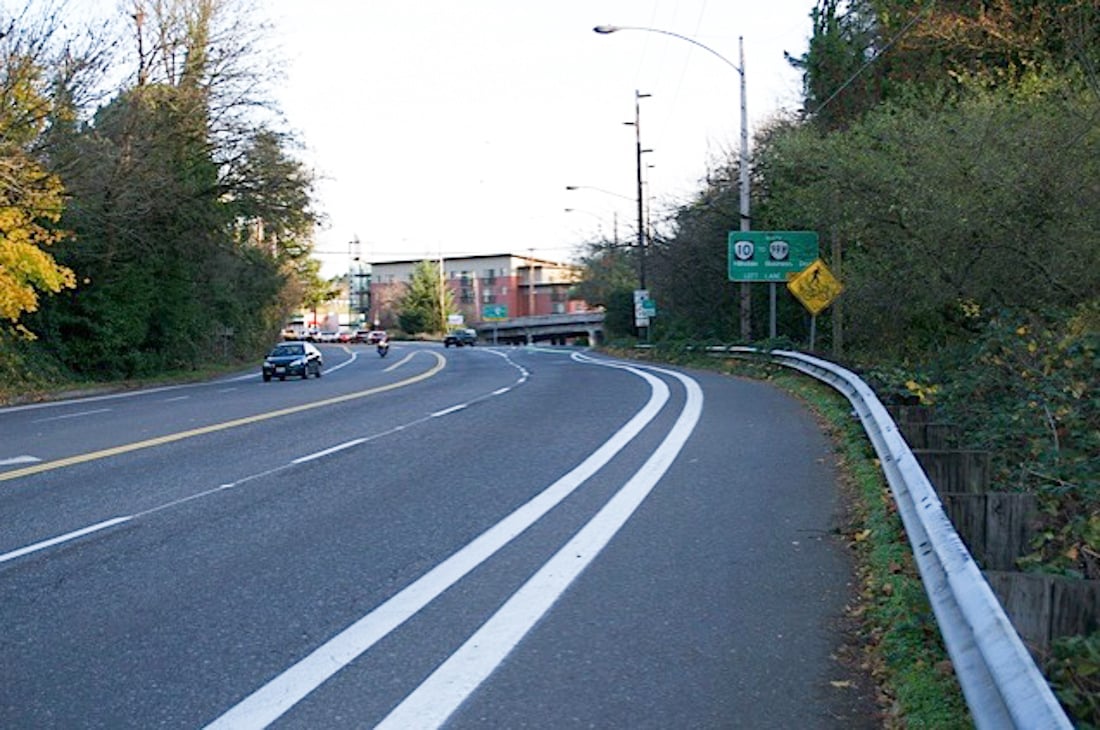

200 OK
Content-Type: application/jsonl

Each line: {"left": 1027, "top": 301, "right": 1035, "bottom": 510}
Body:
{"left": 162, "top": 396, "right": 190, "bottom": 403}
{"left": 291, "top": 439, "right": 368, "bottom": 464}
{"left": 384, "top": 352, "right": 416, "bottom": 372}
{"left": 430, "top": 404, "right": 468, "bottom": 417}
{"left": 377, "top": 366, "right": 703, "bottom": 729}
{"left": 0, "top": 516, "right": 133, "bottom": 564}
{"left": 204, "top": 361, "right": 670, "bottom": 730}
{"left": 0, "top": 456, "right": 42, "bottom": 466}
{"left": 31, "top": 408, "right": 112, "bottom": 423}
{"left": 491, "top": 387, "right": 511, "bottom": 396}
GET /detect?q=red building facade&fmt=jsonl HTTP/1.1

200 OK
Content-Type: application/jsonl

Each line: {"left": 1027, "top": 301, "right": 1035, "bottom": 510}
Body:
{"left": 367, "top": 253, "right": 589, "bottom": 329}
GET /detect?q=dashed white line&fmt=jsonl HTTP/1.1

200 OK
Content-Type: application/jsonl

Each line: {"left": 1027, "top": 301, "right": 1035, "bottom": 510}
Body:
{"left": 32, "top": 407, "right": 112, "bottom": 423}
{"left": 0, "top": 516, "right": 133, "bottom": 564}
{"left": 291, "top": 439, "right": 368, "bottom": 464}
{"left": 431, "top": 404, "right": 468, "bottom": 417}
{"left": 0, "top": 455, "right": 42, "bottom": 466}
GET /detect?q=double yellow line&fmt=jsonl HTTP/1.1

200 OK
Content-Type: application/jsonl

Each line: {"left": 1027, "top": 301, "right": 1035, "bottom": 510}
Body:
{"left": 1, "top": 353, "right": 446, "bottom": 482}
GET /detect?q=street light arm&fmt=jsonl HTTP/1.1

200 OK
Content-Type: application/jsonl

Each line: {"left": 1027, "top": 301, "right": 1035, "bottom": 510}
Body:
{"left": 593, "top": 25, "right": 742, "bottom": 75}
{"left": 565, "top": 184, "right": 634, "bottom": 202}
{"left": 594, "top": 22, "right": 755, "bottom": 339}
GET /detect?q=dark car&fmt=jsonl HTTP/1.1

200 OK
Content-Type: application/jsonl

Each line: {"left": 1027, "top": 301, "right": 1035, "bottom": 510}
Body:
{"left": 262, "top": 341, "right": 323, "bottom": 381}
{"left": 444, "top": 328, "right": 477, "bottom": 347}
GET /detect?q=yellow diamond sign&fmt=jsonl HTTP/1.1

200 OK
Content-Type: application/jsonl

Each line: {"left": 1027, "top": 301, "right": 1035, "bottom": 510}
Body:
{"left": 788, "top": 259, "right": 843, "bottom": 316}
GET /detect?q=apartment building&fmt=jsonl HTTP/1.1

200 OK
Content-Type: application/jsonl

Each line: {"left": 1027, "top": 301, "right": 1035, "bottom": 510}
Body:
{"left": 367, "top": 253, "right": 589, "bottom": 328}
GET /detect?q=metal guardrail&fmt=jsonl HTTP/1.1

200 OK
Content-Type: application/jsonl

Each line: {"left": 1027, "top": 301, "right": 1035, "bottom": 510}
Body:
{"left": 714, "top": 346, "right": 1071, "bottom": 730}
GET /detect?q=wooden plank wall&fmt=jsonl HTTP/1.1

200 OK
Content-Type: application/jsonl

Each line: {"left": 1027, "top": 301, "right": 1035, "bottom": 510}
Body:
{"left": 888, "top": 404, "right": 1099, "bottom": 655}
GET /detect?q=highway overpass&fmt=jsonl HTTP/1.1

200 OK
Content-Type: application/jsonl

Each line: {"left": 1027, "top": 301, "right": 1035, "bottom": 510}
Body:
{"left": 474, "top": 311, "right": 604, "bottom": 345}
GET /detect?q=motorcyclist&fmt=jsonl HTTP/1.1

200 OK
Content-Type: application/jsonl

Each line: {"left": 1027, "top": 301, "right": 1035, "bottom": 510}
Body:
{"left": 376, "top": 333, "right": 390, "bottom": 357}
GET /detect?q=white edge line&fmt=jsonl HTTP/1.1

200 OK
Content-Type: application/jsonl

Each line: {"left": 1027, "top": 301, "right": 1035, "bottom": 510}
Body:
{"left": 0, "top": 516, "right": 133, "bottom": 564}
{"left": 203, "top": 362, "right": 669, "bottom": 730}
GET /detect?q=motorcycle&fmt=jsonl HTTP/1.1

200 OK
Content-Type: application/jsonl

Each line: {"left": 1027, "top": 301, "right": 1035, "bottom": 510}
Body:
{"left": 377, "top": 340, "right": 390, "bottom": 357}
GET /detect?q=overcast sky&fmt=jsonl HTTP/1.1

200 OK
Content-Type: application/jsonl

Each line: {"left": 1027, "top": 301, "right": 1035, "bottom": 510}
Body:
{"left": 263, "top": 1, "right": 813, "bottom": 276}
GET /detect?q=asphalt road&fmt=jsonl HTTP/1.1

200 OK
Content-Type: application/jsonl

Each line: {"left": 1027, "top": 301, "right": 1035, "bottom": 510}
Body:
{"left": 0, "top": 342, "right": 874, "bottom": 728}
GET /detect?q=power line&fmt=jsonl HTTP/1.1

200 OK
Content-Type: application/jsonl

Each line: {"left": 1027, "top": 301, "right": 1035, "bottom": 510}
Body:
{"left": 812, "top": 1, "right": 933, "bottom": 116}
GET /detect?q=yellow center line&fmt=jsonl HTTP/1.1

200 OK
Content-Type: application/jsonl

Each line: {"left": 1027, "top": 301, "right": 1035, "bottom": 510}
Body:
{"left": 1, "top": 353, "right": 446, "bottom": 482}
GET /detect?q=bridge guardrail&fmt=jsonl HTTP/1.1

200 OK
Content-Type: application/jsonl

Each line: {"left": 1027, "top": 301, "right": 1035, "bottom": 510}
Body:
{"left": 713, "top": 346, "right": 1071, "bottom": 730}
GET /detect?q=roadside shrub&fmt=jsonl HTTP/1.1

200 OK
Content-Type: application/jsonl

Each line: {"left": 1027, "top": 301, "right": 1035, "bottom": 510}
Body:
{"left": 927, "top": 305, "right": 1099, "bottom": 578}
{"left": 1046, "top": 632, "right": 1100, "bottom": 728}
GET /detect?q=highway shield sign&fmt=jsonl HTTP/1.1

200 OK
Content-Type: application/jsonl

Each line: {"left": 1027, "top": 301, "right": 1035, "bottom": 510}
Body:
{"left": 728, "top": 231, "right": 819, "bottom": 282}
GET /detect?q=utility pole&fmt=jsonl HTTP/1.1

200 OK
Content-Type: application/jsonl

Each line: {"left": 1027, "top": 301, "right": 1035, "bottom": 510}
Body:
{"left": 438, "top": 253, "right": 446, "bottom": 334}
{"left": 631, "top": 90, "right": 651, "bottom": 290}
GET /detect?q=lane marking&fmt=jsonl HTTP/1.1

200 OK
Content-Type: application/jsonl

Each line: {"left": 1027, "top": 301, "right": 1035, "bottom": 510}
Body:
{"left": 431, "top": 404, "right": 468, "bottom": 417}
{"left": 384, "top": 352, "right": 416, "bottom": 372}
{"left": 0, "top": 456, "right": 42, "bottom": 466}
{"left": 0, "top": 353, "right": 446, "bottom": 483}
{"left": 0, "top": 346, "right": 363, "bottom": 414}
{"left": 378, "top": 365, "right": 703, "bottom": 729}
{"left": 0, "top": 348, "right": 527, "bottom": 565}
{"left": 31, "top": 408, "right": 112, "bottom": 424}
{"left": 204, "top": 359, "right": 670, "bottom": 730}
{"left": 0, "top": 516, "right": 134, "bottom": 564}
{"left": 162, "top": 396, "right": 190, "bottom": 403}
{"left": 291, "top": 439, "right": 368, "bottom": 464}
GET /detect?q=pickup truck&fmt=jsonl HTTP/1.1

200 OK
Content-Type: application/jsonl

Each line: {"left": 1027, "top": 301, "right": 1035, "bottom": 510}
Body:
{"left": 443, "top": 328, "right": 477, "bottom": 347}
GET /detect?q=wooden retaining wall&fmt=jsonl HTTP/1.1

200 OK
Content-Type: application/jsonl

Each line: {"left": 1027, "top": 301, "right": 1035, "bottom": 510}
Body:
{"left": 888, "top": 404, "right": 1099, "bottom": 655}
{"left": 985, "top": 572, "right": 1100, "bottom": 655}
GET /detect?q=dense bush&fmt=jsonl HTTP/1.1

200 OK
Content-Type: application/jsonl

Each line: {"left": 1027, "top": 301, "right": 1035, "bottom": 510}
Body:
{"left": 925, "top": 304, "right": 1099, "bottom": 579}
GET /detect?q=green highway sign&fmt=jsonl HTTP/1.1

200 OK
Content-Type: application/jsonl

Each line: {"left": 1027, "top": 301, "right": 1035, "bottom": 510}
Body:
{"left": 728, "top": 231, "right": 819, "bottom": 282}
{"left": 483, "top": 304, "right": 508, "bottom": 320}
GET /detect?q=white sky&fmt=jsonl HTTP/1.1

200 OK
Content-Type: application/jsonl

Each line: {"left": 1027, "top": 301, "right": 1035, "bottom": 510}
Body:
{"left": 265, "top": 1, "right": 813, "bottom": 277}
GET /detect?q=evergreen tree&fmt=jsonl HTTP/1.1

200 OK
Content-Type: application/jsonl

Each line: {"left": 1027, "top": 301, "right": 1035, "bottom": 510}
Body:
{"left": 396, "top": 260, "right": 452, "bottom": 335}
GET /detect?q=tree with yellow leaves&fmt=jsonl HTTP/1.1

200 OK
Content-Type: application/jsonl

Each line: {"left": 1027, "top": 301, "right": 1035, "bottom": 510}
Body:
{"left": 0, "top": 19, "right": 75, "bottom": 332}
{"left": 0, "top": 153, "right": 75, "bottom": 328}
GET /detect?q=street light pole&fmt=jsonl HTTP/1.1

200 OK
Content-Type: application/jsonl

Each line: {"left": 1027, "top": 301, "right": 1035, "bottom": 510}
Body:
{"left": 594, "top": 25, "right": 754, "bottom": 341}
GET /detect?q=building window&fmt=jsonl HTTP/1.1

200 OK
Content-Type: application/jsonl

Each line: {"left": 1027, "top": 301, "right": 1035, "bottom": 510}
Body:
{"left": 483, "top": 293, "right": 496, "bottom": 304}
{"left": 485, "top": 268, "right": 496, "bottom": 284}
